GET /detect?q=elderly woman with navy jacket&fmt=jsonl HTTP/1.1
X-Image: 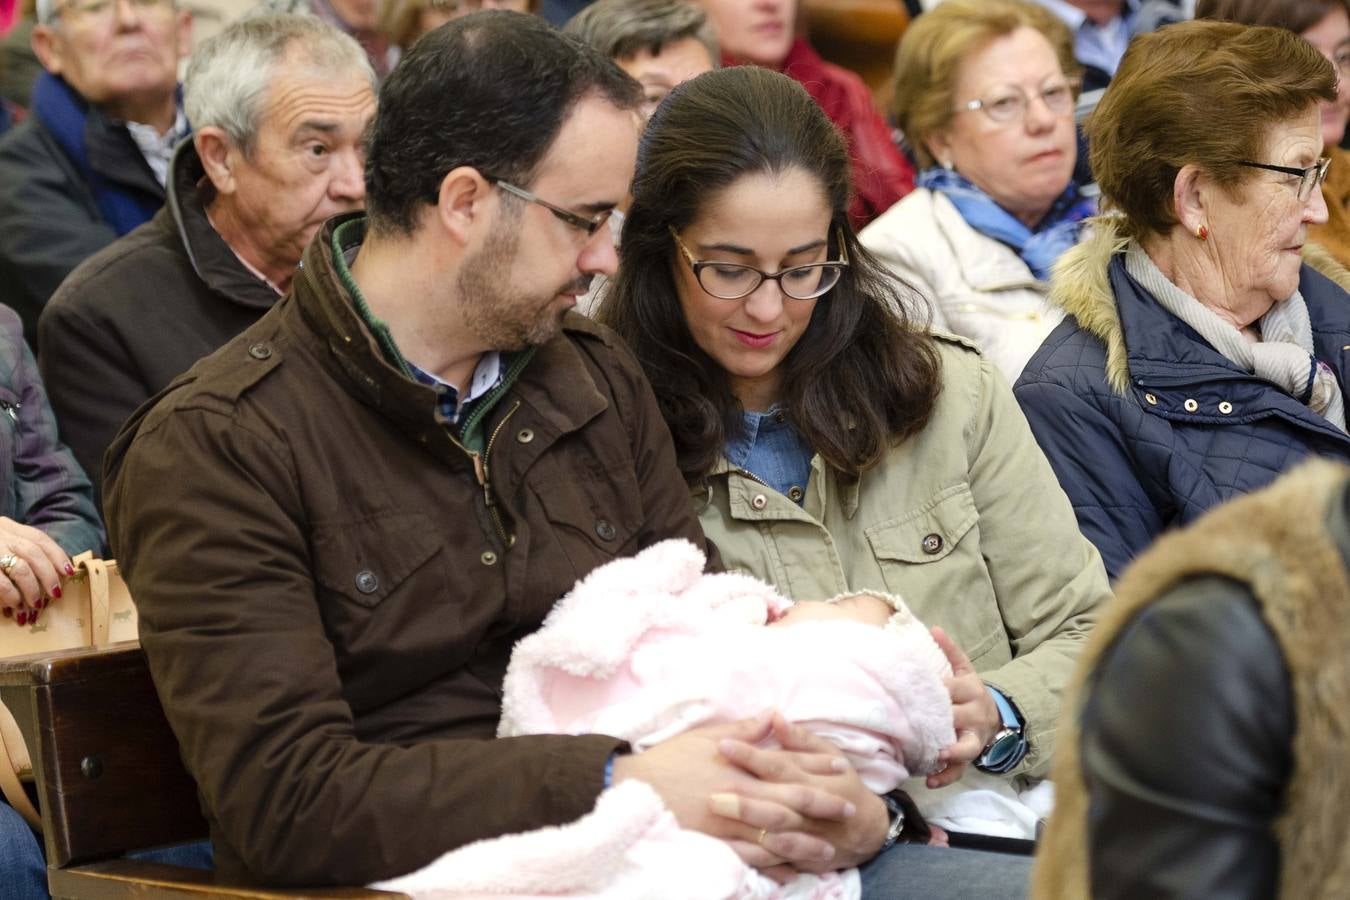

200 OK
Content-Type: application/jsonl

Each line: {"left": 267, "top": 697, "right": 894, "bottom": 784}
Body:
{"left": 1014, "top": 19, "right": 1350, "bottom": 581}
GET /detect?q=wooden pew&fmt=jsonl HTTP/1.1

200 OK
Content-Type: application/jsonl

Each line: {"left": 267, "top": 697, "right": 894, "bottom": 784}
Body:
{"left": 0, "top": 643, "right": 408, "bottom": 900}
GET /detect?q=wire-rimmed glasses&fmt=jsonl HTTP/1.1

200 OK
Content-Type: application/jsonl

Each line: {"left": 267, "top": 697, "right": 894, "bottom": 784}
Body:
{"left": 669, "top": 227, "right": 849, "bottom": 300}
{"left": 487, "top": 177, "right": 613, "bottom": 237}
{"left": 957, "top": 78, "right": 1078, "bottom": 124}
{"left": 1237, "top": 157, "right": 1332, "bottom": 202}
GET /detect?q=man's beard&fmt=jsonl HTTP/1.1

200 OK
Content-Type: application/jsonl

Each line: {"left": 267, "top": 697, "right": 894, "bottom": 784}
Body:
{"left": 456, "top": 218, "right": 593, "bottom": 350}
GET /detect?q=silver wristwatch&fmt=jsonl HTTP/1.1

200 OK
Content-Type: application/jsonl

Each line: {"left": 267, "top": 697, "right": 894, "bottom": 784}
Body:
{"left": 878, "top": 793, "right": 907, "bottom": 852}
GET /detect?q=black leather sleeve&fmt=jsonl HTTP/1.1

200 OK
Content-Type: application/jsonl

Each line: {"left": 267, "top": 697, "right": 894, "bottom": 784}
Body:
{"left": 1079, "top": 576, "right": 1293, "bottom": 900}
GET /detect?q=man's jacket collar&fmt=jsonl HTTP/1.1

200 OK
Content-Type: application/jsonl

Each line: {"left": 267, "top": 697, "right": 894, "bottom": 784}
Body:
{"left": 291, "top": 214, "right": 607, "bottom": 458}
{"left": 165, "top": 140, "right": 279, "bottom": 311}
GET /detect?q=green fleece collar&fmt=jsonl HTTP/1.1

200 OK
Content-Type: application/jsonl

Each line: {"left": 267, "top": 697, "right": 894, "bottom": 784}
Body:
{"left": 331, "top": 216, "right": 414, "bottom": 378}
{"left": 328, "top": 215, "right": 540, "bottom": 452}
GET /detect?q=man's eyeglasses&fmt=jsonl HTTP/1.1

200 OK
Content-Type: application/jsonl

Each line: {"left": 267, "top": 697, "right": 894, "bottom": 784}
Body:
{"left": 55, "top": 0, "right": 172, "bottom": 21}
{"left": 957, "top": 78, "right": 1077, "bottom": 124}
{"left": 669, "top": 227, "right": 849, "bottom": 301}
{"left": 488, "top": 177, "right": 613, "bottom": 237}
{"left": 1237, "top": 157, "right": 1332, "bottom": 202}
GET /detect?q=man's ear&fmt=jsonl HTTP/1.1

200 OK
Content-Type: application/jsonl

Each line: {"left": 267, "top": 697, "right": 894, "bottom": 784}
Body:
{"left": 1173, "top": 164, "right": 1210, "bottom": 236}
{"left": 30, "top": 24, "right": 64, "bottom": 76}
{"left": 435, "top": 166, "right": 494, "bottom": 247}
{"left": 194, "top": 128, "right": 237, "bottom": 195}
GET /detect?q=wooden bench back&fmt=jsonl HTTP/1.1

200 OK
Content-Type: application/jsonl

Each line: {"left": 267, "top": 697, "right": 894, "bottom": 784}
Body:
{"left": 22, "top": 644, "right": 206, "bottom": 866}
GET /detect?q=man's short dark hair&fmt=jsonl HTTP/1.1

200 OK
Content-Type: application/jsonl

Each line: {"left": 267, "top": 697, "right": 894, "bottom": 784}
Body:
{"left": 365, "top": 11, "right": 642, "bottom": 236}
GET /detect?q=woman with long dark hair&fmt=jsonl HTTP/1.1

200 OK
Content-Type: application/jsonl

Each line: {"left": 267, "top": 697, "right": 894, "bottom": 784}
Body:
{"left": 597, "top": 66, "right": 1109, "bottom": 870}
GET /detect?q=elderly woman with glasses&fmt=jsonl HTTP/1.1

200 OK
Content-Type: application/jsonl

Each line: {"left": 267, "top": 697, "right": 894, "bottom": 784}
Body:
{"left": 597, "top": 66, "right": 1110, "bottom": 876}
{"left": 1014, "top": 20, "right": 1350, "bottom": 582}
{"left": 859, "top": 0, "right": 1092, "bottom": 382}
{"left": 1197, "top": 0, "right": 1350, "bottom": 269}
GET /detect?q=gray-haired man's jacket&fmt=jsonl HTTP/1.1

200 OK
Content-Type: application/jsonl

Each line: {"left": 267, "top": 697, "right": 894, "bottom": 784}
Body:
{"left": 38, "top": 140, "right": 279, "bottom": 499}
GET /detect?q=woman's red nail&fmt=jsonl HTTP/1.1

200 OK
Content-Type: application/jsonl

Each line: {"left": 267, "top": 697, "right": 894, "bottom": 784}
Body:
{"left": 16, "top": 611, "right": 27, "bottom": 625}
{"left": 51, "top": 585, "right": 61, "bottom": 599}
{"left": 63, "top": 563, "right": 74, "bottom": 576}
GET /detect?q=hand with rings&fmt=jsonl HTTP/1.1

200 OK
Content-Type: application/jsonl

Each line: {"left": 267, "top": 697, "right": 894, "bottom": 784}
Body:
{"left": 0, "top": 516, "right": 75, "bottom": 627}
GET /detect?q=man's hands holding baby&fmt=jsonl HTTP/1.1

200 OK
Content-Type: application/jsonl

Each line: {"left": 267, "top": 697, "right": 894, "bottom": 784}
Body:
{"left": 611, "top": 712, "right": 888, "bottom": 879}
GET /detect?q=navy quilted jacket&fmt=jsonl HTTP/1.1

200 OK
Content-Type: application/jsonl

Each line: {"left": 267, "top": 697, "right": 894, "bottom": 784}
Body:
{"left": 1015, "top": 252, "right": 1350, "bottom": 580}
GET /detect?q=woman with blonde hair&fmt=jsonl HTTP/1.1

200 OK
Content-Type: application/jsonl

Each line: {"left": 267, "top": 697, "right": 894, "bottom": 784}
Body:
{"left": 1015, "top": 21, "right": 1350, "bottom": 581}
{"left": 860, "top": 0, "right": 1092, "bottom": 381}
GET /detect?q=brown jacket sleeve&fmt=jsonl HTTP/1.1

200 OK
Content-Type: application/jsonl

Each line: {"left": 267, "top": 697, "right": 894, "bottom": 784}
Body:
{"left": 105, "top": 405, "right": 624, "bottom": 886}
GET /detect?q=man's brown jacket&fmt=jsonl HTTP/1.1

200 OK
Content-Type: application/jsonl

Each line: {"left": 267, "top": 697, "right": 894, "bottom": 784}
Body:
{"left": 104, "top": 214, "right": 713, "bottom": 885}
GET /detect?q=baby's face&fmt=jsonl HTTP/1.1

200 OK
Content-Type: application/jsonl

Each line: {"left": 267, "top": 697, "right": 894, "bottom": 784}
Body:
{"left": 770, "top": 592, "right": 894, "bottom": 628}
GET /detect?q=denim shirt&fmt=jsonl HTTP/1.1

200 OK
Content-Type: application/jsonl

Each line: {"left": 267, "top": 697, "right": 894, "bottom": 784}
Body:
{"left": 724, "top": 407, "right": 815, "bottom": 504}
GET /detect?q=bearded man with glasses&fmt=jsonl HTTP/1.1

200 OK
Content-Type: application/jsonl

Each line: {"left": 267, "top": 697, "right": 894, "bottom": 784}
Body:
{"left": 0, "top": 0, "right": 189, "bottom": 340}
{"left": 98, "top": 11, "right": 868, "bottom": 889}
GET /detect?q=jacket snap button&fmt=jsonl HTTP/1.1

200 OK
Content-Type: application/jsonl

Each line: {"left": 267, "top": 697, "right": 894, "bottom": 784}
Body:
{"left": 594, "top": 519, "right": 617, "bottom": 541}
{"left": 751, "top": 493, "right": 768, "bottom": 510}
{"left": 1144, "top": 393, "right": 1158, "bottom": 406}
{"left": 1183, "top": 398, "right": 1199, "bottom": 412}
{"left": 354, "top": 570, "right": 379, "bottom": 594}
{"left": 921, "top": 533, "right": 944, "bottom": 555}
{"left": 775, "top": 411, "right": 786, "bottom": 424}
{"left": 787, "top": 485, "right": 804, "bottom": 502}
{"left": 480, "top": 551, "right": 498, "bottom": 566}
{"left": 516, "top": 428, "right": 535, "bottom": 444}
{"left": 1218, "top": 401, "right": 1233, "bottom": 415}
{"left": 248, "top": 342, "right": 273, "bottom": 360}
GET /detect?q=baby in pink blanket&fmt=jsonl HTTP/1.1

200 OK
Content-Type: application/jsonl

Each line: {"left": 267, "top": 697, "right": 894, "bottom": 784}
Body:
{"left": 373, "top": 539, "right": 955, "bottom": 900}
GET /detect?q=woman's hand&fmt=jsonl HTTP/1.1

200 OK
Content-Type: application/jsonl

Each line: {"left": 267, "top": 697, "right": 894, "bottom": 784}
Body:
{"left": 928, "top": 626, "right": 1001, "bottom": 789}
{"left": 0, "top": 517, "right": 73, "bottom": 626}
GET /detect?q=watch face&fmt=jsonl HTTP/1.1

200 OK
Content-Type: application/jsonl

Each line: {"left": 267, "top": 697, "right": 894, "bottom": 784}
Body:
{"left": 976, "top": 728, "right": 1023, "bottom": 772}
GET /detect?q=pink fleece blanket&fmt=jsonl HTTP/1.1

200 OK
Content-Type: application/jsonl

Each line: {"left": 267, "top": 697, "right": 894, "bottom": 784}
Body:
{"left": 373, "top": 540, "right": 955, "bottom": 899}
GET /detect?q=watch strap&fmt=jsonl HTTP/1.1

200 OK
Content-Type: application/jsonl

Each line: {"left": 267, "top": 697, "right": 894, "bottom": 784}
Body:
{"left": 878, "top": 793, "right": 907, "bottom": 853}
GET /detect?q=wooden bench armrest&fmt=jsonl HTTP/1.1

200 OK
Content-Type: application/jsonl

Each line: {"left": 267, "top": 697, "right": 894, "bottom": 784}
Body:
{"left": 49, "top": 861, "right": 410, "bottom": 900}
{"left": 0, "top": 641, "right": 145, "bottom": 688}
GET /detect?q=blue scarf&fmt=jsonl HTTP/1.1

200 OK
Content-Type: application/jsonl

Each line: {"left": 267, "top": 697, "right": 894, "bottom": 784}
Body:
{"left": 31, "top": 72, "right": 165, "bottom": 237}
{"left": 916, "top": 167, "right": 1095, "bottom": 281}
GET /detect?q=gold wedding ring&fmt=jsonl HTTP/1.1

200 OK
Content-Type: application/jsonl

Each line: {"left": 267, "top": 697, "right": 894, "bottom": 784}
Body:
{"left": 757, "top": 828, "right": 768, "bottom": 847}
{"left": 0, "top": 553, "right": 18, "bottom": 575}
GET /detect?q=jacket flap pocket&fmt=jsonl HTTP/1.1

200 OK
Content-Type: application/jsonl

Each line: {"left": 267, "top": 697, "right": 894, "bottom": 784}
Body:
{"left": 865, "top": 483, "right": 978, "bottom": 564}
{"left": 313, "top": 512, "right": 442, "bottom": 609}
{"left": 533, "top": 466, "right": 642, "bottom": 553}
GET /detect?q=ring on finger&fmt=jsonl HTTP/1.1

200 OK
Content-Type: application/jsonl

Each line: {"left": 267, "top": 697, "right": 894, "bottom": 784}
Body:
{"left": 757, "top": 828, "right": 769, "bottom": 847}
{"left": 0, "top": 553, "right": 17, "bottom": 575}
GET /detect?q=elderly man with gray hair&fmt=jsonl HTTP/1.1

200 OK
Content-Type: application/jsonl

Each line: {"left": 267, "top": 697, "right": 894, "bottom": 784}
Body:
{"left": 0, "top": 0, "right": 191, "bottom": 339}
{"left": 38, "top": 13, "right": 374, "bottom": 499}
{"left": 564, "top": 0, "right": 717, "bottom": 119}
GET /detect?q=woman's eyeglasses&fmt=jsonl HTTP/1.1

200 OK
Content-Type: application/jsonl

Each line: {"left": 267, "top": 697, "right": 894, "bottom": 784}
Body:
{"left": 957, "top": 78, "right": 1077, "bottom": 124}
{"left": 1237, "top": 157, "right": 1332, "bottom": 202}
{"left": 669, "top": 227, "right": 849, "bottom": 300}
